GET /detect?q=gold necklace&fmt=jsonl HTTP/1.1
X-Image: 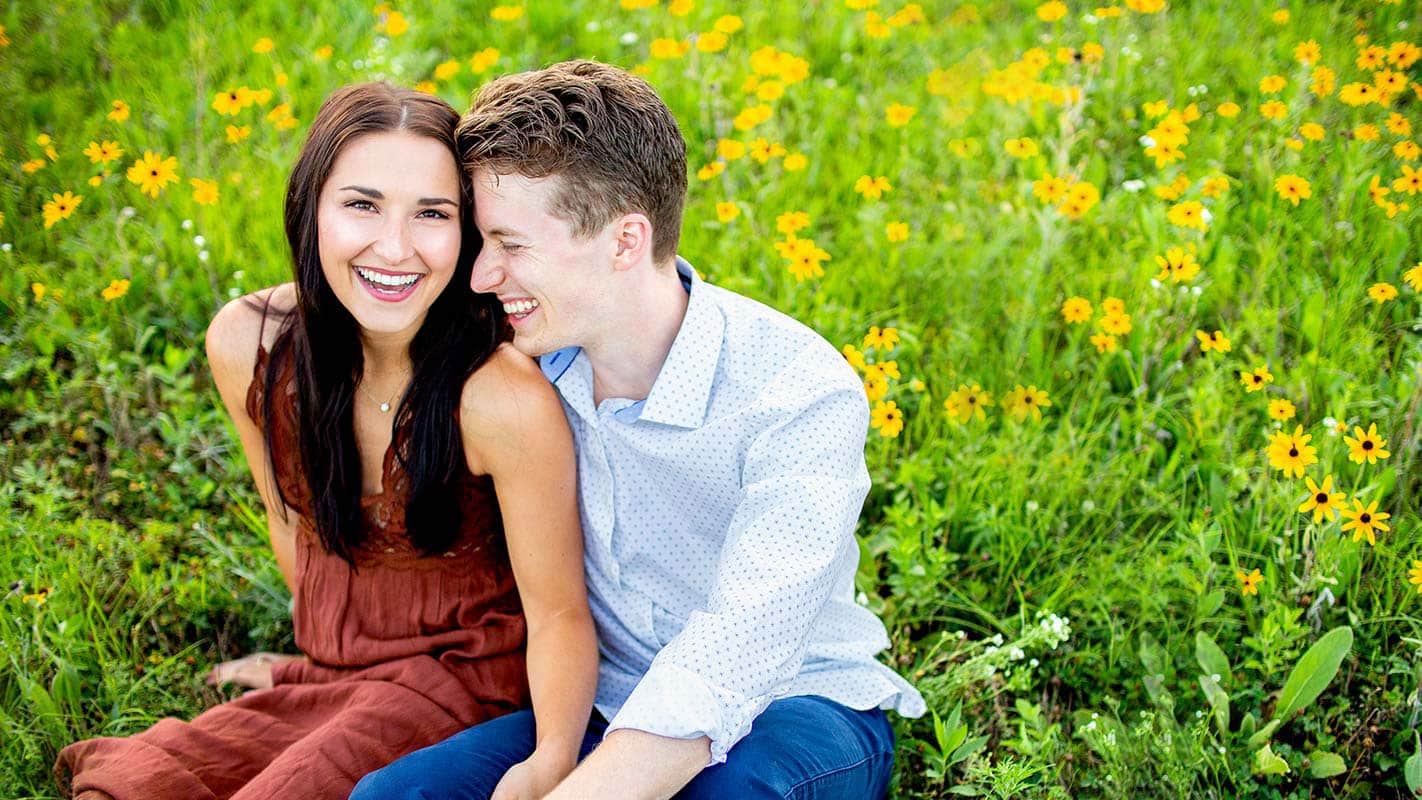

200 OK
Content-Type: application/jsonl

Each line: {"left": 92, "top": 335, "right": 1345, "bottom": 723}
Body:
{"left": 358, "top": 372, "right": 409, "bottom": 414}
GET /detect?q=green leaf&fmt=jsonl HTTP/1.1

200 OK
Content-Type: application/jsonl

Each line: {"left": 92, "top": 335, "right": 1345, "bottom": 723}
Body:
{"left": 1199, "top": 675, "right": 1230, "bottom": 735}
{"left": 1196, "top": 589, "right": 1225, "bottom": 619}
{"left": 1239, "top": 711, "right": 1256, "bottom": 740}
{"left": 1139, "top": 631, "right": 1165, "bottom": 676}
{"left": 1252, "top": 743, "right": 1289, "bottom": 776}
{"left": 1307, "top": 750, "right": 1345, "bottom": 779}
{"left": 1195, "top": 631, "right": 1231, "bottom": 687}
{"left": 1405, "top": 732, "right": 1422, "bottom": 795}
{"left": 1247, "top": 719, "right": 1282, "bottom": 749}
{"left": 1274, "top": 626, "right": 1353, "bottom": 721}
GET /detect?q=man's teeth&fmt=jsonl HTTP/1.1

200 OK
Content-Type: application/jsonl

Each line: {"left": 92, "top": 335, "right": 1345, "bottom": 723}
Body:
{"left": 503, "top": 299, "right": 540, "bottom": 314}
{"left": 356, "top": 267, "right": 420, "bottom": 288}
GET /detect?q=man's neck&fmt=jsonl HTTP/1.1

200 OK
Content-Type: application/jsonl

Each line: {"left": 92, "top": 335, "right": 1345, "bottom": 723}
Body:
{"left": 583, "top": 264, "right": 690, "bottom": 405}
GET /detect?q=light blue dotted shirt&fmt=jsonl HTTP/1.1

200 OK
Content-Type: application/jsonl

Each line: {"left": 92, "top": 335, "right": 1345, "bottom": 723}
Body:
{"left": 540, "top": 257, "right": 926, "bottom": 765}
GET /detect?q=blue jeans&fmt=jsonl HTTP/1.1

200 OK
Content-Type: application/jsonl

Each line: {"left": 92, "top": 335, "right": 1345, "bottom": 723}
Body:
{"left": 351, "top": 695, "right": 895, "bottom": 799}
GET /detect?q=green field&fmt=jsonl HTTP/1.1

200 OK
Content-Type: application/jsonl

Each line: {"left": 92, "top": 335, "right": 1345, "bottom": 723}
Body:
{"left": 3, "top": 0, "right": 1421, "bottom": 797}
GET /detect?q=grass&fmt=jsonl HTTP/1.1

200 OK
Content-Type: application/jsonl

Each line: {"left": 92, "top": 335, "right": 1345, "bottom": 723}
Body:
{"left": 2, "top": 0, "right": 1421, "bottom": 797}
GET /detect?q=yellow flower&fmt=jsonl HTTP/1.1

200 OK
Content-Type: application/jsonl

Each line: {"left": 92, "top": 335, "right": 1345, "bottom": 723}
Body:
{"left": 126, "top": 151, "right": 180, "bottom": 198}
{"left": 697, "top": 31, "right": 728, "bottom": 53}
{"left": 1005, "top": 137, "right": 1039, "bottom": 159}
{"left": 1408, "top": 561, "right": 1422, "bottom": 594}
{"left": 776, "top": 236, "right": 830, "bottom": 282}
{"left": 314, "top": 45, "right": 334, "bottom": 60}
{"left": 842, "top": 344, "right": 866, "bottom": 370}
{"left": 1368, "top": 282, "right": 1398, "bottom": 303}
{"left": 470, "top": 48, "right": 501, "bottom": 73}
{"left": 1033, "top": 173, "right": 1069, "bottom": 204}
{"left": 1270, "top": 9, "right": 1289, "bottom": 23}
{"left": 1339, "top": 82, "right": 1377, "bottom": 106}
{"left": 1274, "top": 174, "right": 1311, "bottom": 206}
{"left": 1100, "top": 312, "right": 1132, "bottom": 336}
{"left": 732, "top": 104, "right": 773, "bottom": 131}
{"left": 1266, "top": 425, "right": 1318, "bottom": 479}
{"left": 1003, "top": 384, "right": 1051, "bottom": 421}
{"left": 885, "top": 103, "right": 917, "bottom": 127}
{"left": 1259, "top": 75, "right": 1286, "bottom": 94}
{"left": 83, "top": 140, "right": 124, "bottom": 165}
{"left": 1239, "top": 365, "right": 1273, "bottom": 392}
{"left": 1101, "top": 297, "right": 1125, "bottom": 316}
{"left": 1298, "top": 475, "right": 1345, "bottom": 524}
{"left": 1237, "top": 568, "right": 1263, "bottom": 596}
{"left": 379, "top": 10, "right": 409, "bottom": 36}
{"left": 716, "top": 139, "right": 747, "bottom": 161}
{"left": 782, "top": 153, "right": 808, "bottom": 171}
{"left": 1344, "top": 423, "right": 1390, "bottom": 464}
{"left": 212, "top": 87, "right": 255, "bottom": 116}
{"left": 490, "top": 4, "right": 524, "bottom": 20}
{"left": 1294, "top": 40, "right": 1322, "bottom": 64}
{"left": 21, "top": 158, "right": 46, "bottom": 174}
{"left": 870, "top": 401, "right": 904, "bottom": 438}
{"left": 1260, "top": 100, "right": 1288, "bottom": 120}
{"left": 1058, "top": 182, "right": 1099, "bottom": 219}
{"left": 101, "top": 278, "right": 131, "bottom": 301}
{"left": 227, "top": 125, "right": 252, "bottom": 143}
{"left": 885, "top": 222, "right": 909, "bottom": 242}
{"left": 252, "top": 37, "right": 274, "bottom": 54}
{"left": 1154, "top": 246, "right": 1201, "bottom": 283}
{"left": 1061, "top": 297, "right": 1092, "bottom": 324}
{"left": 1404, "top": 262, "right": 1422, "bottom": 292}
{"left": 31, "top": 283, "right": 46, "bottom": 302}
{"left": 1167, "top": 201, "right": 1209, "bottom": 231}
{"left": 1090, "top": 333, "right": 1118, "bottom": 353}
{"left": 1394, "top": 166, "right": 1422, "bottom": 196}
{"left": 1036, "top": 1, "right": 1067, "bottom": 21}
{"left": 1340, "top": 498, "right": 1390, "bottom": 546}
{"left": 716, "top": 201, "right": 740, "bottom": 223}
{"left": 714, "top": 14, "right": 744, "bottom": 33}
{"left": 41, "top": 191, "right": 83, "bottom": 229}
{"left": 854, "top": 175, "right": 892, "bottom": 200}
{"left": 651, "top": 38, "right": 688, "bottom": 59}
{"left": 776, "top": 211, "right": 810, "bottom": 236}
{"left": 108, "top": 100, "right": 131, "bottom": 122}
{"left": 191, "top": 178, "right": 219, "bottom": 206}
{"left": 669, "top": 0, "right": 694, "bottom": 15}
{"left": 1299, "top": 123, "right": 1325, "bottom": 141}
{"left": 1215, "top": 102, "right": 1241, "bottom": 118}
{"left": 944, "top": 384, "right": 993, "bottom": 423}
{"left": 434, "top": 59, "right": 461, "bottom": 81}
{"left": 1267, "top": 398, "right": 1296, "bottom": 421}
{"left": 1126, "top": 0, "right": 1164, "bottom": 11}
{"left": 1395, "top": 141, "right": 1421, "bottom": 162}
{"left": 862, "top": 326, "right": 900, "bottom": 351}
{"left": 1195, "top": 329, "right": 1230, "bottom": 353}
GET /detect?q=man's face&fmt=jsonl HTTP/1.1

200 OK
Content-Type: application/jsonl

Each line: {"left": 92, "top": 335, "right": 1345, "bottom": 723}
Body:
{"left": 470, "top": 170, "right": 611, "bottom": 356}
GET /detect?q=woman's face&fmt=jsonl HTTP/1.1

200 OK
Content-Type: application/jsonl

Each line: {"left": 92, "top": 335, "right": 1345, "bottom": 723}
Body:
{"left": 316, "top": 131, "right": 463, "bottom": 338}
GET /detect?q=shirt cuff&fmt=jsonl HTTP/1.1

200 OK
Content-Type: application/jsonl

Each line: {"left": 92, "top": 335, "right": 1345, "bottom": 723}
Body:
{"left": 604, "top": 661, "right": 773, "bottom": 766}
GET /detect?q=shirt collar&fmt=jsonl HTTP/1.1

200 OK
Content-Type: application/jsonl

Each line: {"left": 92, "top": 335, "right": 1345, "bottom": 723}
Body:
{"left": 539, "top": 257, "right": 723, "bottom": 429}
{"left": 637, "top": 257, "right": 724, "bottom": 429}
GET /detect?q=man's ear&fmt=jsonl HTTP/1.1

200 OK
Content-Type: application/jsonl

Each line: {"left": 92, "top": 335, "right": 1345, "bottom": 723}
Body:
{"left": 610, "top": 213, "right": 653, "bottom": 271}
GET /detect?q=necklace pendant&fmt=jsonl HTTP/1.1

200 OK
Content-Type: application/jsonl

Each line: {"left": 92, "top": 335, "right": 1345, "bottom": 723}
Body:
{"left": 379, "top": 402, "right": 391, "bottom": 413}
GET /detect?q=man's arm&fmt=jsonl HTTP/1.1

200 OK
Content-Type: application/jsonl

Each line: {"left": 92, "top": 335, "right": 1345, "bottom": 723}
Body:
{"left": 550, "top": 342, "right": 873, "bottom": 797}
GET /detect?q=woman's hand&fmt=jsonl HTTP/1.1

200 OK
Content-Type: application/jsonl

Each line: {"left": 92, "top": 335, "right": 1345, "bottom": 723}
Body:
{"left": 490, "top": 749, "right": 575, "bottom": 800}
{"left": 205, "top": 652, "right": 306, "bottom": 690}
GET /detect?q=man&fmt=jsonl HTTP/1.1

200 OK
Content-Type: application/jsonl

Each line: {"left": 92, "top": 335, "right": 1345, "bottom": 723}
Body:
{"left": 353, "top": 59, "right": 924, "bottom": 800}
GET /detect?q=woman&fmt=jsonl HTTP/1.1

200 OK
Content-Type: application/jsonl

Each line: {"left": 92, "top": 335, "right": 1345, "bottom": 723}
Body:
{"left": 56, "top": 83, "right": 598, "bottom": 799}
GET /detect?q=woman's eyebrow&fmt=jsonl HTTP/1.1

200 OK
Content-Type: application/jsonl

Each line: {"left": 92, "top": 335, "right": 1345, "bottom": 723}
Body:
{"left": 339, "top": 185, "right": 456, "bottom": 206}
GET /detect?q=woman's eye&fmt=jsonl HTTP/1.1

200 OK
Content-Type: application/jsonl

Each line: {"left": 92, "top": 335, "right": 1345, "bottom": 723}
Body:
{"left": 345, "top": 199, "right": 376, "bottom": 212}
{"left": 418, "top": 208, "right": 452, "bottom": 220}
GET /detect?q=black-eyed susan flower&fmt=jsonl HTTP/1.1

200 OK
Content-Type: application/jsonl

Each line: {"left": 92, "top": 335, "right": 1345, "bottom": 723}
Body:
{"left": 31, "top": 283, "right": 45, "bottom": 302}
{"left": 1355, "top": 123, "right": 1381, "bottom": 141}
{"left": 1090, "top": 333, "right": 1118, "bottom": 353}
{"left": 1298, "top": 474, "right": 1346, "bottom": 523}
{"left": 1237, "top": 568, "right": 1263, "bottom": 596}
{"left": 841, "top": 344, "right": 866, "bottom": 371}
{"left": 101, "top": 278, "right": 130, "bottom": 301}
{"left": 1239, "top": 365, "right": 1273, "bottom": 392}
{"left": 1394, "top": 141, "right": 1420, "bottom": 162}
{"left": 1033, "top": 173, "right": 1069, "bottom": 204}
{"left": 714, "top": 14, "right": 744, "bottom": 33}
{"left": 227, "top": 125, "right": 251, "bottom": 143}
{"left": 1344, "top": 423, "right": 1390, "bottom": 464}
{"left": 1216, "top": 102, "right": 1241, "bottom": 118}
{"left": 1300, "top": 123, "right": 1325, "bottom": 141}
{"left": 782, "top": 153, "right": 808, "bottom": 171}
{"left": 1061, "top": 297, "right": 1092, "bottom": 324}
{"left": 1403, "top": 263, "right": 1422, "bottom": 292}
{"left": 774, "top": 236, "right": 829, "bottom": 282}
{"left": 1058, "top": 182, "right": 1100, "bottom": 219}
{"left": 1339, "top": 83, "right": 1377, "bottom": 106}
{"left": 1393, "top": 167, "right": 1422, "bottom": 195}
{"left": 1100, "top": 312, "right": 1132, "bottom": 336}
{"left": 944, "top": 384, "right": 993, "bottom": 423}
{"left": 379, "top": 9, "right": 409, "bottom": 35}
{"left": 1266, "top": 425, "right": 1318, "bottom": 479}
{"left": 83, "top": 140, "right": 124, "bottom": 166}
{"left": 1267, "top": 399, "right": 1296, "bottom": 422}
{"left": 433, "top": 59, "right": 461, "bottom": 81}
{"left": 1127, "top": 0, "right": 1164, "bottom": 12}
{"left": 21, "top": 159, "right": 46, "bottom": 174}
{"left": 1036, "top": 1, "right": 1067, "bottom": 22}
{"left": 697, "top": 31, "right": 729, "bottom": 53}
{"left": 1294, "top": 40, "right": 1322, "bottom": 64}
{"left": 211, "top": 87, "right": 255, "bottom": 116}
{"left": 776, "top": 211, "right": 810, "bottom": 236}
{"left": 1167, "top": 201, "right": 1208, "bottom": 230}
{"left": 885, "top": 103, "right": 916, "bottom": 127}
{"left": 715, "top": 202, "right": 740, "bottom": 223}
{"left": 1274, "top": 174, "right": 1312, "bottom": 206}
{"left": 854, "top": 175, "right": 892, "bottom": 200}
{"left": 1195, "top": 329, "right": 1231, "bottom": 353}
{"left": 1005, "top": 137, "right": 1039, "bottom": 159}
{"left": 694, "top": 162, "right": 723, "bottom": 181}
{"left": 885, "top": 222, "right": 909, "bottom": 242}
{"left": 108, "top": 100, "right": 131, "bottom": 122}
{"left": 1155, "top": 246, "right": 1201, "bottom": 283}
{"left": 1408, "top": 561, "right": 1422, "bottom": 594}
{"left": 1259, "top": 75, "right": 1287, "bottom": 94}
{"left": 1260, "top": 100, "right": 1288, "bottom": 120}
{"left": 1368, "top": 282, "right": 1398, "bottom": 303}
{"left": 191, "top": 178, "right": 219, "bottom": 206}
{"left": 127, "top": 151, "right": 179, "bottom": 198}
{"left": 470, "top": 48, "right": 500, "bottom": 73}
{"left": 1003, "top": 385, "right": 1051, "bottom": 422}
{"left": 252, "top": 37, "right": 274, "bottom": 54}
{"left": 870, "top": 400, "right": 904, "bottom": 437}
{"left": 41, "top": 192, "right": 82, "bottom": 229}
{"left": 1340, "top": 498, "right": 1390, "bottom": 545}
{"left": 863, "top": 326, "right": 900, "bottom": 351}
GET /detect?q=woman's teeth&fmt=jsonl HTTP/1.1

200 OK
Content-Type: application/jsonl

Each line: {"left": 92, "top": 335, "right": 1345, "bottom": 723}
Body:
{"left": 356, "top": 267, "right": 421, "bottom": 292}
{"left": 503, "top": 299, "right": 539, "bottom": 314}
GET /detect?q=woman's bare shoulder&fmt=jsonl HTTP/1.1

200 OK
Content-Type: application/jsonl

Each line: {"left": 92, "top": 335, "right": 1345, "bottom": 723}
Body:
{"left": 206, "top": 283, "right": 296, "bottom": 398}
{"left": 459, "top": 344, "right": 570, "bottom": 468}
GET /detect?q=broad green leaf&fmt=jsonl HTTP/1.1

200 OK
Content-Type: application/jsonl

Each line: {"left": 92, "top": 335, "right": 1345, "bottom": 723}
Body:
{"left": 1139, "top": 631, "right": 1165, "bottom": 676}
{"left": 1275, "top": 626, "right": 1352, "bottom": 721}
{"left": 1196, "top": 589, "right": 1225, "bottom": 619}
{"left": 1195, "top": 631, "right": 1231, "bottom": 686}
{"left": 1198, "top": 674, "right": 1229, "bottom": 735}
{"left": 1239, "top": 711, "right": 1257, "bottom": 740}
{"left": 1405, "top": 732, "right": 1422, "bottom": 795}
{"left": 1307, "top": 750, "right": 1345, "bottom": 779}
{"left": 1252, "top": 743, "right": 1289, "bottom": 776}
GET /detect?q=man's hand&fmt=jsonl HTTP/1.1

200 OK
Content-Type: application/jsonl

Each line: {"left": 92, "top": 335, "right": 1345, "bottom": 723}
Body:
{"left": 491, "top": 749, "right": 576, "bottom": 800}
{"left": 205, "top": 652, "right": 306, "bottom": 690}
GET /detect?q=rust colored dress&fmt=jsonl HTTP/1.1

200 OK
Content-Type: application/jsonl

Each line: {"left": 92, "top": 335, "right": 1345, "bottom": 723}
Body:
{"left": 57, "top": 339, "right": 529, "bottom": 800}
